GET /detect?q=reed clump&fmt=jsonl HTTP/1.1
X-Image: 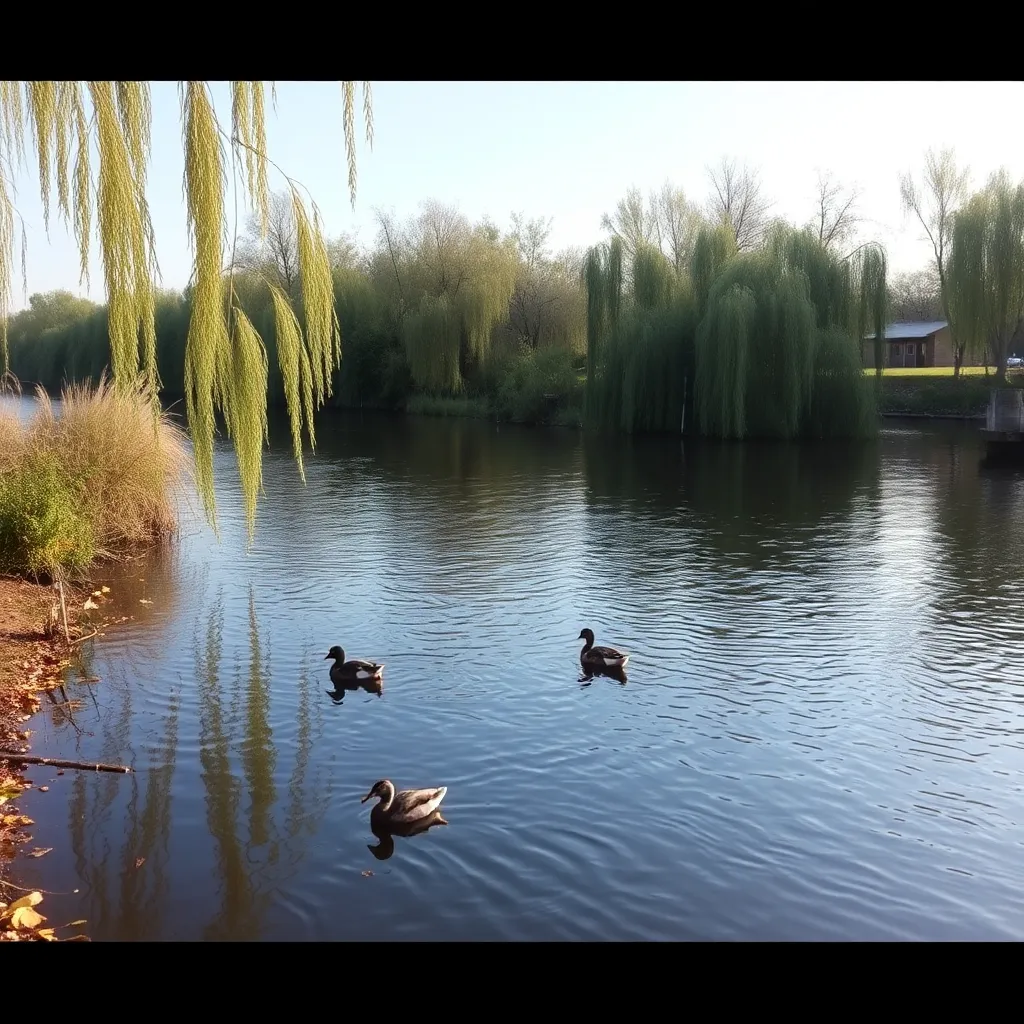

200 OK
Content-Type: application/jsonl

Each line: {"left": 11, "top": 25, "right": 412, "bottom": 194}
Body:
{"left": 0, "top": 374, "right": 191, "bottom": 580}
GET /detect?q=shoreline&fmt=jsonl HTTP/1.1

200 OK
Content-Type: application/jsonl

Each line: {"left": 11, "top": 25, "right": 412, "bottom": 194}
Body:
{"left": 8, "top": 375, "right": 1005, "bottom": 433}
{"left": 0, "top": 574, "right": 107, "bottom": 941}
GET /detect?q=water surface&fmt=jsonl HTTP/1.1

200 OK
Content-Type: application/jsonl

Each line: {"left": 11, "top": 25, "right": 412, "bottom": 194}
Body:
{"left": 12, "top": 400, "right": 1024, "bottom": 941}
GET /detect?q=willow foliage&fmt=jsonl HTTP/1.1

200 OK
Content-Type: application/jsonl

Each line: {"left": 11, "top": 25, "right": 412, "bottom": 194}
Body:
{"left": 398, "top": 216, "right": 517, "bottom": 395}
{"left": 404, "top": 294, "right": 462, "bottom": 394}
{"left": 590, "top": 242, "right": 697, "bottom": 433}
{"left": 580, "top": 239, "right": 625, "bottom": 416}
{"left": 948, "top": 171, "right": 1024, "bottom": 375}
{"left": 694, "top": 226, "right": 880, "bottom": 440}
{"left": 0, "top": 80, "right": 373, "bottom": 541}
{"left": 690, "top": 222, "right": 737, "bottom": 316}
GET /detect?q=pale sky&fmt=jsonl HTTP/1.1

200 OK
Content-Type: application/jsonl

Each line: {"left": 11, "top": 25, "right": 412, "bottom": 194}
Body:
{"left": 7, "top": 81, "right": 1024, "bottom": 312}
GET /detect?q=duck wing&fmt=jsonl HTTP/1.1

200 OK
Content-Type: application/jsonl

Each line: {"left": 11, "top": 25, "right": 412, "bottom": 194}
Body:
{"left": 591, "top": 645, "right": 627, "bottom": 660}
{"left": 344, "top": 658, "right": 384, "bottom": 676}
{"left": 390, "top": 786, "right": 447, "bottom": 823}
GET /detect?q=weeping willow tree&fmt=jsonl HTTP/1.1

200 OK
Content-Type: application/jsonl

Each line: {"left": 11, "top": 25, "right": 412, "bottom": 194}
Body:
{"left": 947, "top": 170, "right": 1024, "bottom": 382}
{"left": 694, "top": 224, "right": 884, "bottom": 440}
{"left": 0, "top": 80, "right": 373, "bottom": 539}
{"left": 691, "top": 222, "right": 737, "bottom": 317}
{"left": 580, "top": 236, "right": 623, "bottom": 416}
{"left": 590, "top": 241, "right": 697, "bottom": 433}
{"left": 399, "top": 216, "right": 518, "bottom": 395}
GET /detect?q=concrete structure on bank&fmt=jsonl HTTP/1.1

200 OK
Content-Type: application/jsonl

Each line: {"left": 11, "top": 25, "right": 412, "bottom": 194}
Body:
{"left": 861, "top": 321, "right": 987, "bottom": 369}
{"left": 982, "top": 387, "right": 1024, "bottom": 463}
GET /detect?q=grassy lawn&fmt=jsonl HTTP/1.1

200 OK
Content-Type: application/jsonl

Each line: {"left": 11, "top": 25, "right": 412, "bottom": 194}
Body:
{"left": 861, "top": 366, "right": 998, "bottom": 378}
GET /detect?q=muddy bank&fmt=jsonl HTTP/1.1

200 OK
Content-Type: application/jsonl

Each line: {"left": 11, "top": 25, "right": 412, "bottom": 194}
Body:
{"left": 0, "top": 576, "right": 97, "bottom": 940}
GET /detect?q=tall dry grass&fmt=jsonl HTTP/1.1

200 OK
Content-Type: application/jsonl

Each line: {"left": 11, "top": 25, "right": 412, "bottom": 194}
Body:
{"left": 0, "top": 374, "right": 192, "bottom": 580}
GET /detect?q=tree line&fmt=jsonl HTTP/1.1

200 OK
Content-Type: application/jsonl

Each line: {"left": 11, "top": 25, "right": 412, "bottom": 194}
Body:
{"left": 6, "top": 150, "right": 1024, "bottom": 446}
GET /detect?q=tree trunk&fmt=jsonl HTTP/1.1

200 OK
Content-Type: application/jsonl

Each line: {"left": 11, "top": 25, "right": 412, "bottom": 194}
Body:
{"left": 953, "top": 344, "right": 963, "bottom": 379}
{"left": 995, "top": 348, "right": 1008, "bottom": 384}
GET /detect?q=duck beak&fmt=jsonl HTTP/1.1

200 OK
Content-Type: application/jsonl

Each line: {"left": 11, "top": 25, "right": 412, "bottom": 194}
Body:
{"left": 324, "top": 653, "right": 331, "bottom": 660}
{"left": 360, "top": 791, "right": 372, "bottom": 803}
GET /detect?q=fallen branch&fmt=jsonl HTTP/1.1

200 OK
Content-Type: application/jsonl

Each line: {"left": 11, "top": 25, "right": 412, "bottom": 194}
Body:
{"left": 0, "top": 752, "right": 132, "bottom": 774}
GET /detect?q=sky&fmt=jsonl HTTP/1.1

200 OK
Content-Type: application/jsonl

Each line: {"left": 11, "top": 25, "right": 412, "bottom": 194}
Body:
{"left": 7, "top": 80, "right": 1024, "bottom": 311}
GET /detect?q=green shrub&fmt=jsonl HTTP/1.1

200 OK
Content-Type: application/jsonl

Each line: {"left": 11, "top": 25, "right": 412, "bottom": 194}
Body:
{"left": 491, "top": 344, "right": 581, "bottom": 424}
{"left": 0, "top": 454, "right": 95, "bottom": 579}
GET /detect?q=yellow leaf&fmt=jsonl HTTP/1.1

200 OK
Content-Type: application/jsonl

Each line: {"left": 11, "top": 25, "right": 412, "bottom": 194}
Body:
{"left": 83, "top": 598, "right": 99, "bottom": 610}
{"left": 139, "top": 598, "right": 153, "bottom": 605}
{"left": 11, "top": 906, "right": 45, "bottom": 930}
{"left": 36, "top": 928, "right": 57, "bottom": 941}
{"left": 101, "top": 586, "right": 110, "bottom": 593}
{"left": 6, "top": 891, "right": 42, "bottom": 912}
{"left": 67, "top": 919, "right": 87, "bottom": 927}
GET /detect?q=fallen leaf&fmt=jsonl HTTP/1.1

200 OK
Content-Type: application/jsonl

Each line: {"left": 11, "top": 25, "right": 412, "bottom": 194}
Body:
{"left": 1, "top": 815, "right": 33, "bottom": 827}
{"left": 10, "top": 906, "right": 45, "bottom": 930}
{"left": 2, "top": 892, "right": 42, "bottom": 916}
{"left": 67, "top": 919, "right": 87, "bottom": 927}
{"left": 361, "top": 869, "right": 374, "bottom": 877}
{"left": 36, "top": 928, "right": 57, "bottom": 941}
{"left": 82, "top": 598, "right": 98, "bottom": 610}
{"left": 139, "top": 599, "right": 153, "bottom": 605}
{"left": 27, "top": 848, "right": 52, "bottom": 858}
{"left": 91, "top": 590, "right": 103, "bottom": 598}
{"left": 38, "top": 786, "right": 49, "bottom": 793}
{"left": 101, "top": 586, "right": 110, "bottom": 593}
{"left": 64, "top": 934, "right": 90, "bottom": 941}
{"left": 135, "top": 857, "right": 145, "bottom": 869}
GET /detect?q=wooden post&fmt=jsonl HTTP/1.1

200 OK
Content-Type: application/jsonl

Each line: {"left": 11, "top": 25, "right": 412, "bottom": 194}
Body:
{"left": 57, "top": 581, "right": 70, "bottom": 645}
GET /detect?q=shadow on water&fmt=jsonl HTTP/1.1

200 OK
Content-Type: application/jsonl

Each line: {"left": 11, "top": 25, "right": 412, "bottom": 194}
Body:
{"left": 325, "top": 678, "right": 384, "bottom": 704}
{"left": 579, "top": 665, "right": 629, "bottom": 687}
{"left": 366, "top": 811, "right": 450, "bottom": 862}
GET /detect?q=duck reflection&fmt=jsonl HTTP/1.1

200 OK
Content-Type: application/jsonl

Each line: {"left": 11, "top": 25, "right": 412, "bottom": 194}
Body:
{"left": 325, "top": 678, "right": 384, "bottom": 704}
{"left": 367, "top": 811, "right": 449, "bottom": 861}
{"left": 579, "top": 665, "right": 629, "bottom": 687}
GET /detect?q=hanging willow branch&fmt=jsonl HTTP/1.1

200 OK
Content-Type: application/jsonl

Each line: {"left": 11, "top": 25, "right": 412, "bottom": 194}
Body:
{"left": 0, "top": 80, "right": 374, "bottom": 542}
{"left": 947, "top": 172, "right": 1024, "bottom": 377}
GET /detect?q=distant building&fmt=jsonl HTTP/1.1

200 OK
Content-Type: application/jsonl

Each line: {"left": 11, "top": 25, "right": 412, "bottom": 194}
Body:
{"left": 861, "top": 321, "right": 986, "bottom": 369}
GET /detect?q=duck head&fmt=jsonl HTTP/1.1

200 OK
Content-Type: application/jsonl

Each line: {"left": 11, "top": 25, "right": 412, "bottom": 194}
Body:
{"left": 325, "top": 645, "right": 345, "bottom": 661}
{"left": 578, "top": 628, "right": 595, "bottom": 645}
{"left": 361, "top": 779, "right": 395, "bottom": 804}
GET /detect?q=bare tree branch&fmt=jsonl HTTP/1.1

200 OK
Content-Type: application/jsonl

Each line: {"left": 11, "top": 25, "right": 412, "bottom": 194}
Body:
{"left": 899, "top": 147, "right": 971, "bottom": 371}
{"left": 812, "top": 169, "right": 861, "bottom": 251}
{"left": 706, "top": 157, "right": 772, "bottom": 252}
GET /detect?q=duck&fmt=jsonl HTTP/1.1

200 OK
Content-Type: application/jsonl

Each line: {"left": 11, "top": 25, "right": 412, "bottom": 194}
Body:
{"left": 325, "top": 645, "right": 384, "bottom": 685}
{"left": 361, "top": 779, "right": 448, "bottom": 826}
{"left": 577, "top": 628, "right": 629, "bottom": 671}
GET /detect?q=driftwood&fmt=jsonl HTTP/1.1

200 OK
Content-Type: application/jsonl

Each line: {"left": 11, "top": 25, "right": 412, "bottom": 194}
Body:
{"left": 0, "top": 751, "right": 132, "bottom": 773}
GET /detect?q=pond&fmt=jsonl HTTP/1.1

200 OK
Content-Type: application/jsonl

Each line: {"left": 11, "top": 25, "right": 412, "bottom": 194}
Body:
{"left": 10, "top": 396, "right": 1024, "bottom": 940}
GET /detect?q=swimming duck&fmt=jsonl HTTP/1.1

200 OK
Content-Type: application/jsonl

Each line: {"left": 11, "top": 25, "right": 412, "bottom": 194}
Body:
{"left": 325, "top": 645, "right": 384, "bottom": 685}
{"left": 577, "top": 628, "right": 629, "bottom": 671}
{"left": 361, "top": 779, "right": 448, "bottom": 826}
